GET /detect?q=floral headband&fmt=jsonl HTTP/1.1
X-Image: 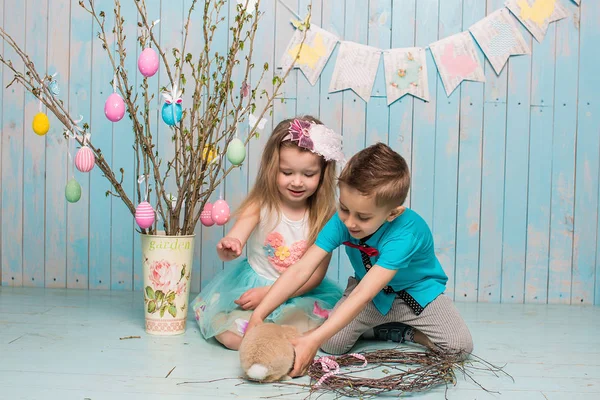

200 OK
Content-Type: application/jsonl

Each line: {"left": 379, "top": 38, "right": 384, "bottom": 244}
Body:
{"left": 283, "top": 119, "right": 345, "bottom": 163}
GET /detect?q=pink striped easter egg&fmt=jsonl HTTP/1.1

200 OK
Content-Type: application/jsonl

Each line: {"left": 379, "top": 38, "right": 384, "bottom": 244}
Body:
{"left": 75, "top": 146, "right": 96, "bottom": 172}
{"left": 135, "top": 201, "right": 155, "bottom": 229}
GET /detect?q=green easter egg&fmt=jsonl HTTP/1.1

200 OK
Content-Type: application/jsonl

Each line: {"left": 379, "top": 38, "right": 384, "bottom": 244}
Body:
{"left": 227, "top": 138, "right": 246, "bottom": 166}
{"left": 65, "top": 178, "right": 82, "bottom": 203}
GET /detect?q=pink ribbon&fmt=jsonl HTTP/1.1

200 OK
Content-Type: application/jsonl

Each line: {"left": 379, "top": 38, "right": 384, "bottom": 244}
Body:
{"left": 313, "top": 353, "right": 368, "bottom": 387}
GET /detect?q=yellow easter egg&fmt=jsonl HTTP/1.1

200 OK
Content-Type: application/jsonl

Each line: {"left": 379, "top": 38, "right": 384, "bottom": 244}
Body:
{"left": 32, "top": 112, "right": 50, "bottom": 136}
{"left": 202, "top": 145, "right": 216, "bottom": 164}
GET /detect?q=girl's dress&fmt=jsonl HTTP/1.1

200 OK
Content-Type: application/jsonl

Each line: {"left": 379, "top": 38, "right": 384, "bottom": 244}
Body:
{"left": 191, "top": 208, "right": 343, "bottom": 339}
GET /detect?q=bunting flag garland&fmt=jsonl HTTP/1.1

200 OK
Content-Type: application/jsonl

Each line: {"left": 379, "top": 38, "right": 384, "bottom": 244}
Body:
{"left": 430, "top": 32, "right": 485, "bottom": 96}
{"left": 280, "top": 25, "right": 339, "bottom": 86}
{"left": 329, "top": 42, "right": 381, "bottom": 102}
{"left": 277, "top": 0, "right": 575, "bottom": 100}
{"left": 469, "top": 8, "right": 531, "bottom": 75}
{"left": 383, "top": 48, "right": 430, "bottom": 104}
{"left": 505, "top": 0, "right": 568, "bottom": 42}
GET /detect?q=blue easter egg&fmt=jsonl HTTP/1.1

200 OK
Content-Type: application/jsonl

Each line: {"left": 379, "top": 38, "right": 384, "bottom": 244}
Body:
{"left": 161, "top": 102, "right": 183, "bottom": 126}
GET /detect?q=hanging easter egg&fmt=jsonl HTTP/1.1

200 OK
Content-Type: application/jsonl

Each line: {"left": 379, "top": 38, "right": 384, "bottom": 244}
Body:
{"left": 135, "top": 201, "right": 155, "bottom": 229}
{"left": 200, "top": 202, "right": 215, "bottom": 227}
{"left": 211, "top": 199, "right": 230, "bottom": 226}
{"left": 75, "top": 146, "right": 95, "bottom": 172}
{"left": 227, "top": 138, "right": 246, "bottom": 166}
{"left": 32, "top": 112, "right": 50, "bottom": 136}
{"left": 202, "top": 145, "right": 216, "bottom": 164}
{"left": 161, "top": 85, "right": 183, "bottom": 126}
{"left": 65, "top": 178, "right": 82, "bottom": 203}
{"left": 104, "top": 93, "right": 125, "bottom": 122}
{"left": 161, "top": 99, "right": 183, "bottom": 126}
{"left": 138, "top": 47, "right": 160, "bottom": 77}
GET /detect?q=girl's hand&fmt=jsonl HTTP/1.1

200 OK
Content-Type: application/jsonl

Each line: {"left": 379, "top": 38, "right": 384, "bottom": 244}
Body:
{"left": 234, "top": 286, "right": 270, "bottom": 310}
{"left": 216, "top": 237, "right": 242, "bottom": 261}
{"left": 244, "top": 316, "right": 264, "bottom": 337}
{"left": 289, "top": 334, "right": 320, "bottom": 377}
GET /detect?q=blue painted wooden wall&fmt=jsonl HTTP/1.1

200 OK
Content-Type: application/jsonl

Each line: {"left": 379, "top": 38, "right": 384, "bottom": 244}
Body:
{"left": 2, "top": 0, "right": 599, "bottom": 305}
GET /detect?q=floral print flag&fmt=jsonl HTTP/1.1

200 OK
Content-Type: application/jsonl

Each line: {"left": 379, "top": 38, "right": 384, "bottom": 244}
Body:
{"left": 383, "top": 47, "right": 430, "bottom": 104}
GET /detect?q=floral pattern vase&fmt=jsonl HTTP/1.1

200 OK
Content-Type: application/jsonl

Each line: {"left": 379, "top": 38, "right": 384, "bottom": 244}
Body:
{"left": 141, "top": 234, "right": 194, "bottom": 335}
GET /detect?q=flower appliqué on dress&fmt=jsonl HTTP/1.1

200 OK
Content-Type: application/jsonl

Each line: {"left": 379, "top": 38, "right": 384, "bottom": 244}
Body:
{"left": 275, "top": 246, "right": 290, "bottom": 261}
{"left": 263, "top": 244, "right": 275, "bottom": 257}
{"left": 264, "top": 232, "right": 308, "bottom": 273}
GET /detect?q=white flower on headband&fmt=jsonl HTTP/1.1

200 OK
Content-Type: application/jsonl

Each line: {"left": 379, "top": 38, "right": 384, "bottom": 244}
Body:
{"left": 285, "top": 119, "right": 344, "bottom": 163}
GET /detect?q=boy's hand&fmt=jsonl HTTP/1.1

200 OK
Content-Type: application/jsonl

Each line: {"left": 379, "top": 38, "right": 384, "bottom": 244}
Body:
{"left": 289, "top": 334, "right": 320, "bottom": 377}
{"left": 216, "top": 237, "right": 242, "bottom": 261}
{"left": 234, "top": 286, "right": 270, "bottom": 310}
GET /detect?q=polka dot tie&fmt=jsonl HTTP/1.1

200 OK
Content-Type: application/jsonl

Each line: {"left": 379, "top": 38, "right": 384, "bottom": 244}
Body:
{"left": 359, "top": 238, "right": 425, "bottom": 316}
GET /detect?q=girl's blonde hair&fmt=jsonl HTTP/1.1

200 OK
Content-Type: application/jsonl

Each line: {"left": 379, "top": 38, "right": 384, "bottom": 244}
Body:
{"left": 236, "top": 116, "right": 337, "bottom": 244}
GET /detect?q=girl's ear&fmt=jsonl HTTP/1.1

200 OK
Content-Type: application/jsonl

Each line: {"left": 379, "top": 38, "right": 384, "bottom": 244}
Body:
{"left": 387, "top": 206, "right": 405, "bottom": 222}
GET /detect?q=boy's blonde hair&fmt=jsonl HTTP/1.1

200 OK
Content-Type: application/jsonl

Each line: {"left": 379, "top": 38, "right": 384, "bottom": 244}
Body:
{"left": 338, "top": 142, "right": 410, "bottom": 208}
{"left": 237, "top": 116, "right": 337, "bottom": 244}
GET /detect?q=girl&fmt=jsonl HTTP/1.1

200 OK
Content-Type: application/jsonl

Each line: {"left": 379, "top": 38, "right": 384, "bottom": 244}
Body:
{"left": 191, "top": 116, "right": 345, "bottom": 350}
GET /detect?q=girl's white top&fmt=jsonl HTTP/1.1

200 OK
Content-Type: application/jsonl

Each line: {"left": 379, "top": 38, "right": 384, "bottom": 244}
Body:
{"left": 246, "top": 208, "right": 309, "bottom": 281}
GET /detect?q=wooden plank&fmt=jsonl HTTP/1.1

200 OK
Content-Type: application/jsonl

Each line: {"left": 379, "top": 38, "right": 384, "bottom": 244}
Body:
{"left": 388, "top": 0, "right": 416, "bottom": 210}
{"left": 200, "top": 0, "right": 235, "bottom": 289}
{"left": 66, "top": 1, "right": 93, "bottom": 289}
{"left": 110, "top": 1, "right": 143, "bottom": 290}
{"left": 411, "top": 0, "right": 438, "bottom": 228}
{"left": 0, "top": 0, "right": 3, "bottom": 285}
{"left": 274, "top": 0, "right": 297, "bottom": 102}
{"left": 22, "top": 0, "right": 48, "bottom": 288}
{"left": 573, "top": 0, "right": 600, "bottom": 305}
{"left": 454, "top": 0, "right": 485, "bottom": 302}
{"left": 365, "top": 0, "right": 391, "bottom": 147}
{"left": 501, "top": 21, "right": 532, "bottom": 303}
{"left": 548, "top": 3, "right": 579, "bottom": 304}
{"left": 44, "top": 0, "right": 70, "bottom": 288}
{"left": 478, "top": 0, "right": 509, "bottom": 303}
{"left": 1, "top": 0, "right": 26, "bottom": 287}
{"left": 338, "top": 0, "right": 369, "bottom": 284}
{"left": 295, "top": 0, "right": 322, "bottom": 117}
{"left": 431, "top": 0, "right": 462, "bottom": 300}
{"left": 525, "top": 25, "right": 556, "bottom": 304}
{"left": 319, "top": 0, "right": 344, "bottom": 285}
{"left": 182, "top": 0, "right": 204, "bottom": 294}
{"left": 132, "top": 1, "right": 162, "bottom": 292}
{"left": 88, "top": 2, "right": 115, "bottom": 290}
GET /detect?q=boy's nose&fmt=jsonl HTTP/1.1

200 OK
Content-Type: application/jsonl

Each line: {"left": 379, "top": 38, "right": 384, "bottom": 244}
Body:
{"left": 344, "top": 218, "right": 357, "bottom": 229}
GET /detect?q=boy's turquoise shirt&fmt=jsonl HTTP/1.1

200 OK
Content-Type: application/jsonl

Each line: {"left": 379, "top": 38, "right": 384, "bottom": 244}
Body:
{"left": 315, "top": 209, "right": 448, "bottom": 315}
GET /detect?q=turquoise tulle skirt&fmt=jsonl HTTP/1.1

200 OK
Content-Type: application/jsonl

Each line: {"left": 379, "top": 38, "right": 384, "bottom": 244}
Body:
{"left": 191, "top": 259, "right": 343, "bottom": 339}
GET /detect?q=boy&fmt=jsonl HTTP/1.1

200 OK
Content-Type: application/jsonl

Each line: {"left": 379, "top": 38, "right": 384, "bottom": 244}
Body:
{"left": 247, "top": 143, "right": 473, "bottom": 376}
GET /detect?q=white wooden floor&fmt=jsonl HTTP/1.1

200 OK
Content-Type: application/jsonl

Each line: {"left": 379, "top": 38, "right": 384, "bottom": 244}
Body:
{"left": 0, "top": 287, "right": 598, "bottom": 400}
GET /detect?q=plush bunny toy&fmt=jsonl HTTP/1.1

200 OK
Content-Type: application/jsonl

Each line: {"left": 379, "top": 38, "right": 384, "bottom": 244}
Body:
{"left": 239, "top": 323, "right": 299, "bottom": 382}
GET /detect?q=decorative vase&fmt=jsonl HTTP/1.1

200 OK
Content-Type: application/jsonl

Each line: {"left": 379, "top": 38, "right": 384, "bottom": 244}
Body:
{"left": 141, "top": 234, "right": 194, "bottom": 335}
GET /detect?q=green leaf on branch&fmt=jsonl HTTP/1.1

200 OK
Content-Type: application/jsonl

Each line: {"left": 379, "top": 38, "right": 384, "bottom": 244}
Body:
{"left": 147, "top": 300, "right": 156, "bottom": 313}
{"left": 155, "top": 290, "right": 165, "bottom": 302}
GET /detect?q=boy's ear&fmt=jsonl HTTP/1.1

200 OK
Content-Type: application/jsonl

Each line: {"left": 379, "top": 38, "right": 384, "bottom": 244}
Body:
{"left": 387, "top": 206, "right": 405, "bottom": 222}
